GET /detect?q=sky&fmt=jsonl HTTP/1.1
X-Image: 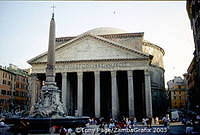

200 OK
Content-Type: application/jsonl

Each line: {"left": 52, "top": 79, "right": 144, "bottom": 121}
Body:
{"left": 0, "top": 1, "right": 195, "bottom": 85}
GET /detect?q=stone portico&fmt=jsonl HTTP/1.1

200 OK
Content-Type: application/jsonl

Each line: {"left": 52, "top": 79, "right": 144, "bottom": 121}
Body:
{"left": 28, "top": 27, "right": 166, "bottom": 119}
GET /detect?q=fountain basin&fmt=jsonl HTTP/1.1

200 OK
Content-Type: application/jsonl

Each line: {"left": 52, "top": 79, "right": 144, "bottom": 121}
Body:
{"left": 6, "top": 116, "right": 90, "bottom": 133}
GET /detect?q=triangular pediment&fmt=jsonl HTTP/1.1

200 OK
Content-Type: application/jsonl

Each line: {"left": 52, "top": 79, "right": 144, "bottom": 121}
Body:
{"left": 28, "top": 34, "right": 149, "bottom": 64}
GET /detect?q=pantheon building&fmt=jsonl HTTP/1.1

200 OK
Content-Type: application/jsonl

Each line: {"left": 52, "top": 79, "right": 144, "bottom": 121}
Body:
{"left": 28, "top": 27, "right": 166, "bottom": 120}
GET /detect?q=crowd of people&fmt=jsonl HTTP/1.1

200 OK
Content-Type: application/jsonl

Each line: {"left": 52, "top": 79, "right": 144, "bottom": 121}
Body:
{"left": 0, "top": 115, "right": 171, "bottom": 135}
{"left": 1, "top": 112, "right": 199, "bottom": 135}
{"left": 48, "top": 115, "right": 171, "bottom": 135}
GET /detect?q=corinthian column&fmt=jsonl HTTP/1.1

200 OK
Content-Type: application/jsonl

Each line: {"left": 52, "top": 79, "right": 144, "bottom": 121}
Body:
{"left": 111, "top": 71, "right": 119, "bottom": 119}
{"left": 95, "top": 71, "right": 100, "bottom": 118}
{"left": 61, "top": 72, "right": 67, "bottom": 108}
{"left": 77, "top": 72, "right": 83, "bottom": 116}
{"left": 144, "top": 70, "right": 153, "bottom": 117}
{"left": 127, "top": 70, "right": 135, "bottom": 117}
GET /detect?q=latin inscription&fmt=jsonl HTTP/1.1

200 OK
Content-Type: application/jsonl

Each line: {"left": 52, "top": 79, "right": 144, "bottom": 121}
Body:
{"left": 32, "top": 61, "right": 147, "bottom": 73}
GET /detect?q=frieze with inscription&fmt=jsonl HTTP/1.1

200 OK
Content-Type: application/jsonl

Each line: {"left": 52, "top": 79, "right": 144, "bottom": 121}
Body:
{"left": 32, "top": 61, "right": 149, "bottom": 73}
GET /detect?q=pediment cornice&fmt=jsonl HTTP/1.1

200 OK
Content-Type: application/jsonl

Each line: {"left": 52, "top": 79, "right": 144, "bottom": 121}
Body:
{"left": 28, "top": 33, "right": 149, "bottom": 64}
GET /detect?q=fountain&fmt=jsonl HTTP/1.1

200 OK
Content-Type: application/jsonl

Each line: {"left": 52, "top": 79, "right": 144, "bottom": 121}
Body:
{"left": 6, "top": 13, "right": 89, "bottom": 133}
{"left": 29, "top": 12, "right": 66, "bottom": 119}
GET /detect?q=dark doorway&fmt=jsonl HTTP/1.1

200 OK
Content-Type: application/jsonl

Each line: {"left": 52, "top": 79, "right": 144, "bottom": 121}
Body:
{"left": 55, "top": 73, "right": 62, "bottom": 102}
{"left": 83, "top": 72, "right": 95, "bottom": 117}
{"left": 117, "top": 71, "right": 128, "bottom": 117}
{"left": 55, "top": 73, "right": 62, "bottom": 90}
{"left": 68, "top": 72, "right": 77, "bottom": 115}
{"left": 100, "top": 71, "right": 111, "bottom": 119}
{"left": 36, "top": 73, "right": 45, "bottom": 87}
{"left": 133, "top": 70, "right": 145, "bottom": 121}
{"left": 36, "top": 73, "right": 62, "bottom": 90}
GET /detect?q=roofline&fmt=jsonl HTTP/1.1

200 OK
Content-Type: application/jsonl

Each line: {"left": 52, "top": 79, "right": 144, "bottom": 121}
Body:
{"left": 55, "top": 32, "right": 144, "bottom": 43}
{"left": 28, "top": 33, "right": 149, "bottom": 64}
{"left": 0, "top": 66, "right": 30, "bottom": 77}
{"left": 0, "top": 67, "right": 15, "bottom": 75}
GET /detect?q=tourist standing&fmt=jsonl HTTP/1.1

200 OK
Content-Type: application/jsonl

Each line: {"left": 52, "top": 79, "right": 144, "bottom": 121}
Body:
{"left": 186, "top": 123, "right": 193, "bottom": 135}
{"left": 67, "top": 128, "right": 73, "bottom": 135}
{"left": 132, "top": 117, "right": 137, "bottom": 126}
{"left": 59, "top": 126, "right": 67, "bottom": 135}
{"left": 155, "top": 117, "right": 159, "bottom": 125}
{"left": 162, "top": 114, "right": 170, "bottom": 129}
{"left": 142, "top": 118, "right": 147, "bottom": 126}
{"left": 147, "top": 117, "right": 152, "bottom": 128}
{"left": 49, "top": 126, "right": 56, "bottom": 134}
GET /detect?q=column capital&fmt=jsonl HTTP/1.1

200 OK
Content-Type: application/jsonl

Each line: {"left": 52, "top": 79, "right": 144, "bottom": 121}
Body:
{"left": 127, "top": 70, "right": 133, "bottom": 77}
{"left": 111, "top": 71, "right": 117, "bottom": 77}
{"left": 77, "top": 72, "right": 83, "bottom": 77}
{"left": 144, "top": 69, "right": 150, "bottom": 76}
{"left": 61, "top": 72, "right": 67, "bottom": 77}
{"left": 94, "top": 71, "right": 100, "bottom": 76}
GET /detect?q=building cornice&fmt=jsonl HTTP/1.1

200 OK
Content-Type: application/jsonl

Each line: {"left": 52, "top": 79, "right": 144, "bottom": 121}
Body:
{"left": 0, "top": 67, "right": 30, "bottom": 77}
{"left": 55, "top": 32, "right": 144, "bottom": 43}
{"left": 56, "top": 36, "right": 75, "bottom": 42}
{"left": 143, "top": 40, "right": 165, "bottom": 55}
{"left": 31, "top": 58, "right": 149, "bottom": 65}
{"left": 150, "top": 64, "right": 165, "bottom": 72}
{"left": 100, "top": 32, "right": 144, "bottom": 38}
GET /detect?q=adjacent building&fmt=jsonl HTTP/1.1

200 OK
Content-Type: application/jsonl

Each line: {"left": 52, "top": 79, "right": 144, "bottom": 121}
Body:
{"left": 0, "top": 64, "right": 29, "bottom": 112}
{"left": 184, "top": 58, "right": 198, "bottom": 110}
{"left": 167, "top": 76, "right": 188, "bottom": 110}
{"left": 28, "top": 25, "right": 167, "bottom": 119}
{"left": 186, "top": 0, "right": 200, "bottom": 110}
{"left": 0, "top": 66, "right": 14, "bottom": 112}
{"left": 0, "top": 64, "right": 40, "bottom": 113}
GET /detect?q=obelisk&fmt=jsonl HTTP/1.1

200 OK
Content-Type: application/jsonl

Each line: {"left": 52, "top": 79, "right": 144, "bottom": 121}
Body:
{"left": 45, "top": 13, "right": 56, "bottom": 85}
{"left": 30, "top": 13, "right": 66, "bottom": 118}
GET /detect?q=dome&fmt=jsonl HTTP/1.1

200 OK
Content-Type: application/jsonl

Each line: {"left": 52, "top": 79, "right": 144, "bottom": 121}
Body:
{"left": 84, "top": 27, "right": 128, "bottom": 35}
